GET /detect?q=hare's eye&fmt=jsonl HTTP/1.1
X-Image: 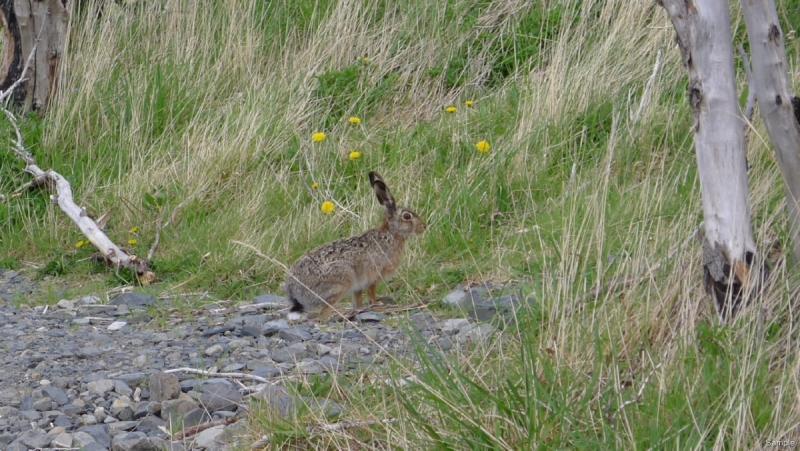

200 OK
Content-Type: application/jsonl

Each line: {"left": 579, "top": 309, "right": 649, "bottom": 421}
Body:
{"left": 402, "top": 212, "right": 412, "bottom": 221}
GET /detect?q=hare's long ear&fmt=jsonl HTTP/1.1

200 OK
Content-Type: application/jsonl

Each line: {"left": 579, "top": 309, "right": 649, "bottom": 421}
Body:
{"left": 369, "top": 171, "right": 396, "bottom": 215}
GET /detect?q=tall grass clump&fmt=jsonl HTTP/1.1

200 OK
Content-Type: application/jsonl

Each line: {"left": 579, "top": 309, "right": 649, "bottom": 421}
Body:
{"left": 1, "top": 0, "right": 799, "bottom": 448}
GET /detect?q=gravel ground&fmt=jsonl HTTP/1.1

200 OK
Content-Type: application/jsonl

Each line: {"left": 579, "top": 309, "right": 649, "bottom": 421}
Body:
{"left": 0, "top": 269, "right": 529, "bottom": 451}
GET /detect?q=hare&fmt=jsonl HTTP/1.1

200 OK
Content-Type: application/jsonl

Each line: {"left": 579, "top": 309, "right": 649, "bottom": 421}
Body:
{"left": 283, "top": 171, "right": 427, "bottom": 321}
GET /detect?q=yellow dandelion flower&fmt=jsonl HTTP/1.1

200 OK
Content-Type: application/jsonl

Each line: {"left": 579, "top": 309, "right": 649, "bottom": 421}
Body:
{"left": 363, "top": 56, "right": 370, "bottom": 62}
{"left": 76, "top": 240, "right": 86, "bottom": 248}
{"left": 465, "top": 100, "right": 474, "bottom": 107}
{"left": 348, "top": 116, "right": 361, "bottom": 125}
{"left": 349, "top": 151, "right": 362, "bottom": 159}
{"left": 311, "top": 182, "right": 319, "bottom": 189}
{"left": 129, "top": 226, "right": 138, "bottom": 233}
{"left": 311, "top": 132, "right": 326, "bottom": 142}
{"left": 476, "top": 140, "right": 491, "bottom": 153}
{"left": 445, "top": 106, "right": 456, "bottom": 113}
{"left": 128, "top": 238, "right": 138, "bottom": 245}
{"left": 321, "top": 201, "right": 335, "bottom": 214}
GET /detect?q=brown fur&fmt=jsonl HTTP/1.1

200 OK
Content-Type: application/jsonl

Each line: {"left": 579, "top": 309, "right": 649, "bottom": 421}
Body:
{"left": 283, "top": 172, "right": 426, "bottom": 321}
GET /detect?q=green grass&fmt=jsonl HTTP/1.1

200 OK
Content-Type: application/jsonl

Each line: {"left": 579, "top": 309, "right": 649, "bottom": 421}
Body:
{"left": 2, "top": 0, "right": 800, "bottom": 448}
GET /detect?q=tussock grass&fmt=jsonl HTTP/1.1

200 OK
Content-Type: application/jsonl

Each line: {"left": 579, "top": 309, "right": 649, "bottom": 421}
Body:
{"left": 1, "top": 0, "right": 800, "bottom": 448}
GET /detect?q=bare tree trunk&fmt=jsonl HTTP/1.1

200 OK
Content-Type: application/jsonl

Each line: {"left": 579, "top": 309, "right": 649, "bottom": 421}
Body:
{"left": 660, "top": 0, "right": 763, "bottom": 319}
{"left": 740, "top": 0, "right": 800, "bottom": 266}
{"left": 0, "top": 0, "right": 69, "bottom": 112}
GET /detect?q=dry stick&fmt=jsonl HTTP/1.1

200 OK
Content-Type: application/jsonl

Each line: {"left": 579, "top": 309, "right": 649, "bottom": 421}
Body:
{"left": 147, "top": 186, "right": 208, "bottom": 261}
{"left": 737, "top": 44, "right": 757, "bottom": 127}
{"left": 163, "top": 367, "right": 272, "bottom": 384}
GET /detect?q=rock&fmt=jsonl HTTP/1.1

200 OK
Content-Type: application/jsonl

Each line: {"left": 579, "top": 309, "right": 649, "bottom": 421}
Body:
{"left": 133, "top": 401, "right": 161, "bottom": 419}
{"left": 87, "top": 379, "right": 115, "bottom": 396}
{"left": 108, "top": 321, "right": 127, "bottom": 331}
{"left": 32, "top": 396, "right": 54, "bottom": 411}
{"left": 13, "top": 429, "right": 51, "bottom": 449}
{"left": 111, "top": 431, "right": 160, "bottom": 451}
{"left": 42, "top": 386, "right": 69, "bottom": 405}
{"left": 77, "top": 347, "right": 103, "bottom": 359}
{"left": 271, "top": 343, "right": 308, "bottom": 363}
{"left": 160, "top": 399, "right": 198, "bottom": 423}
{"left": 56, "top": 299, "right": 75, "bottom": 309}
{"left": 51, "top": 432, "right": 73, "bottom": 448}
{"left": 316, "top": 343, "right": 333, "bottom": 356}
{"left": 227, "top": 338, "right": 250, "bottom": 350}
{"left": 77, "top": 425, "right": 112, "bottom": 448}
{"left": 355, "top": 312, "right": 386, "bottom": 322}
{"left": 79, "top": 295, "right": 101, "bottom": 305}
{"left": 149, "top": 373, "right": 180, "bottom": 402}
{"left": 72, "top": 431, "right": 97, "bottom": 448}
{"left": 201, "top": 326, "right": 234, "bottom": 337}
{"left": 441, "top": 287, "right": 468, "bottom": 306}
{"left": 204, "top": 344, "right": 225, "bottom": 357}
{"left": 440, "top": 318, "right": 471, "bottom": 335}
{"left": 278, "top": 326, "right": 311, "bottom": 341}
{"left": 181, "top": 408, "right": 210, "bottom": 428}
{"left": 107, "top": 421, "right": 139, "bottom": 432}
{"left": 109, "top": 293, "right": 158, "bottom": 310}
{"left": 239, "top": 325, "right": 261, "bottom": 337}
{"left": 261, "top": 319, "right": 289, "bottom": 336}
{"left": 197, "top": 383, "right": 242, "bottom": 412}
{"left": 253, "top": 294, "right": 287, "bottom": 304}
{"left": 409, "top": 312, "right": 439, "bottom": 332}
{"left": 193, "top": 425, "right": 226, "bottom": 449}
{"left": 114, "top": 380, "right": 134, "bottom": 397}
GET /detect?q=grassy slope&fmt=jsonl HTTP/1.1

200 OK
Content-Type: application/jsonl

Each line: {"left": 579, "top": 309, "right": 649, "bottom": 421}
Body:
{"left": 1, "top": 0, "right": 799, "bottom": 448}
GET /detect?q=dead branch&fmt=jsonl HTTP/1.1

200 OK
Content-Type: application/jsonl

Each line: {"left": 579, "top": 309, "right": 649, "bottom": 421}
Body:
{"left": 163, "top": 367, "right": 272, "bottom": 384}
{"left": 174, "top": 416, "right": 241, "bottom": 440}
{"left": 737, "top": 44, "right": 757, "bottom": 127}
{"left": 3, "top": 108, "right": 155, "bottom": 284}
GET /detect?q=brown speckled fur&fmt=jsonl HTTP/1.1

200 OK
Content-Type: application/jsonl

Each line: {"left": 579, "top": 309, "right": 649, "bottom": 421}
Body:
{"left": 283, "top": 172, "right": 426, "bottom": 321}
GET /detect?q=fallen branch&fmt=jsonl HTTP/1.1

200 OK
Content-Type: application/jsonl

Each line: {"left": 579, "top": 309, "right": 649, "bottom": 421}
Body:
{"left": 3, "top": 108, "right": 155, "bottom": 284}
{"left": 163, "top": 367, "right": 272, "bottom": 384}
{"left": 174, "top": 416, "right": 240, "bottom": 440}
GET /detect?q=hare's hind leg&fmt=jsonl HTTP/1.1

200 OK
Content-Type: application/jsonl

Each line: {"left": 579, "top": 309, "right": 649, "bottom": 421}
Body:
{"left": 366, "top": 284, "right": 377, "bottom": 306}
{"left": 317, "top": 291, "right": 346, "bottom": 322}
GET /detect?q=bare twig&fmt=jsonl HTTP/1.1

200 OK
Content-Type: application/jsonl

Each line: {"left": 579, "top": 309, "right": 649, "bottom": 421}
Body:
{"left": 737, "top": 44, "right": 756, "bottom": 127}
{"left": 147, "top": 186, "right": 207, "bottom": 261}
{"left": 163, "top": 367, "right": 272, "bottom": 384}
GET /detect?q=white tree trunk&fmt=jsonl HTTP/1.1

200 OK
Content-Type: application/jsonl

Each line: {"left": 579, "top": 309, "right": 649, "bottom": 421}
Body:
{"left": 660, "top": 0, "right": 760, "bottom": 319}
{"left": 740, "top": 0, "right": 800, "bottom": 265}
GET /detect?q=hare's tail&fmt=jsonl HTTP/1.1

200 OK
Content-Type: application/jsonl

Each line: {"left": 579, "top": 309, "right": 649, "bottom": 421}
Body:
{"left": 288, "top": 294, "right": 304, "bottom": 313}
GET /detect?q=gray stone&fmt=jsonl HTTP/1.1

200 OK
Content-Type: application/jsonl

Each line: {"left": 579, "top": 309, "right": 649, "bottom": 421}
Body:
{"left": 32, "top": 396, "right": 54, "bottom": 411}
{"left": 297, "top": 360, "right": 324, "bottom": 374}
{"left": 87, "top": 379, "right": 115, "bottom": 396}
{"left": 182, "top": 408, "right": 210, "bottom": 428}
{"left": 111, "top": 431, "right": 159, "bottom": 451}
{"left": 261, "top": 319, "right": 289, "bottom": 336}
{"left": 57, "top": 299, "right": 75, "bottom": 309}
{"left": 109, "top": 293, "right": 158, "bottom": 310}
{"left": 441, "top": 287, "right": 468, "bottom": 306}
{"left": 42, "top": 385, "right": 69, "bottom": 405}
{"left": 20, "top": 395, "right": 35, "bottom": 411}
{"left": 355, "top": 312, "right": 386, "bottom": 322}
{"left": 409, "top": 312, "right": 439, "bottom": 332}
{"left": 83, "top": 442, "right": 110, "bottom": 451}
{"left": 227, "top": 338, "right": 250, "bottom": 350}
{"left": 440, "top": 318, "right": 471, "bottom": 335}
{"left": 107, "top": 420, "right": 139, "bottom": 432}
{"left": 72, "top": 430, "right": 97, "bottom": 447}
{"left": 271, "top": 343, "right": 308, "bottom": 363}
{"left": 133, "top": 401, "right": 161, "bottom": 419}
{"left": 80, "top": 295, "right": 101, "bottom": 305}
{"left": 197, "top": 383, "right": 242, "bottom": 412}
{"left": 114, "top": 380, "right": 134, "bottom": 397}
{"left": 14, "top": 429, "right": 51, "bottom": 449}
{"left": 51, "top": 432, "right": 73, "bottom": 448}
{"left": 108, "top": 321, "right": 127, "bottom": 331}
{"left": 161, "top": 399, "right": 198, "bottom": 423}
{"left": 77, "top": 347, "right": 104, "bottom": 358}
{"left": 149, "top": 373, "right": 180, "bottom": 402}
{"left": 204, "top": 344, "right": 225, "bottom": 357}
{"left": 278, "top": 326, "right": 312, "bottom": 341}
{"left": 193, "top": 425, "right": 226, "bottom": 449}
{"left": 240, "top": 325, "right": 261, "bottom": 337}
{"left": 77, "top": 424, "right": 112, "bottom": 448}
{"left": 253, "top": 293, "right": 287, "bottom": 304}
